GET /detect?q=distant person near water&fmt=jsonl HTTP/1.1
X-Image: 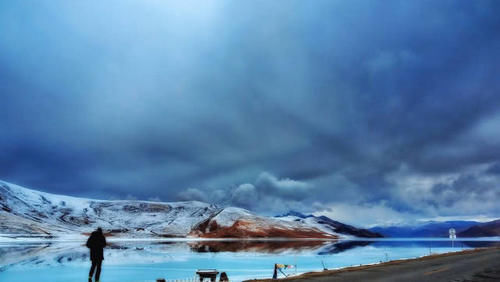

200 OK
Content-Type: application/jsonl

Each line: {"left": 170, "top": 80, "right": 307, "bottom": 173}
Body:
{"left": 86, "top": 227, "right": 107, "bottom": 282}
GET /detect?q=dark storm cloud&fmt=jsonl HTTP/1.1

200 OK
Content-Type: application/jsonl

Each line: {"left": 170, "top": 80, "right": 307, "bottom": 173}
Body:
{"left": 486, "top": 162, "right": 500, "bottom": 175}
{"left": 1, "top": 0, "right": 500, "bottom": 223}
{"left": 429, "top": 174, "right": 494, "bottom": 207}
{"left": 390, "top": 169, "right": 500, "bottom": 221}
{"left": 177, "top": 172, "right": 314, "bottom": 213}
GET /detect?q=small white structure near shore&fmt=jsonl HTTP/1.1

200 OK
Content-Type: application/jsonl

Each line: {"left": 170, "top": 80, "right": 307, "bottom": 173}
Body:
{"left": 449, "top": 228, "right": 456, "bottom": 248}
{"left": 449, "top": 228, "right": 456, "bottom": 239}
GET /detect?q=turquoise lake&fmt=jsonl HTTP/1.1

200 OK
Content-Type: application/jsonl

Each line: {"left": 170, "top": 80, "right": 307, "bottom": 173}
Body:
{"left": 1, "top": 238, "right": 499, "bottom": 282}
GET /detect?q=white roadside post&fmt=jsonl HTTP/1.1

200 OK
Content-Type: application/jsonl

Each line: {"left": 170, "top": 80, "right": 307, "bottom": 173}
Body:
{"left": 449, "top": 228, "right": 456, "bottom": 248}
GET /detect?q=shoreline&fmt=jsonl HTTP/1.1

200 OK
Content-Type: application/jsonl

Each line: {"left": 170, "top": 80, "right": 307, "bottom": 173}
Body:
{"left": 0, "top": 235, "right": 342, "bottom": 243}
{"left": 245, "top": 247, "right": 500, "bottom": 282}
{"left": 1, "top": 234, "right": 499, "bottom": 243}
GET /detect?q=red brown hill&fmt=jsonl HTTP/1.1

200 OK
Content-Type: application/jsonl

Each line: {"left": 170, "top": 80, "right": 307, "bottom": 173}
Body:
{"left": 458, "top": 219, "right": 500, "bottom": 237}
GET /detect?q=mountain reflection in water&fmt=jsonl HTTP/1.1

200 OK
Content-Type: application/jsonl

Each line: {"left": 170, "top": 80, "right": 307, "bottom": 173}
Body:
{"left": 187, "top": 240, "right": 334, "bottom": 253}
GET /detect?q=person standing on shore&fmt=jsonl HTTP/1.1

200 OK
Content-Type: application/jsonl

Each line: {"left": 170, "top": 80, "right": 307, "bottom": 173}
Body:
{"left": 86, "top": 227, "right": 107, "bottom": 282}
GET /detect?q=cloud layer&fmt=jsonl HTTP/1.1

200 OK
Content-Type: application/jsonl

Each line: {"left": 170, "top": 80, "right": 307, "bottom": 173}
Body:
{"left": 1, "top": 1, "right": 499, "bottom": 225}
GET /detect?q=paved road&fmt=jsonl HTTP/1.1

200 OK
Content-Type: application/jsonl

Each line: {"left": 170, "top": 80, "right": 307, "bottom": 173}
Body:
{"left": 246, "top": 248, "right": 500, "bottom": 282}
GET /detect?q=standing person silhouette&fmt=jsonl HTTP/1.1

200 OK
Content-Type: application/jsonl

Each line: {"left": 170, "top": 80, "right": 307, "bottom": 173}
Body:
{"left": 86, "top": 227, "right": 107, "bottom": 282}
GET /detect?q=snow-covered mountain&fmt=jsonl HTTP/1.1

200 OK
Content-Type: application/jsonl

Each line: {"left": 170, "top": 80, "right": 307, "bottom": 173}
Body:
{"left": 0, "top": 180, "right": 340, "bottom": 239}
{"left": 0, "top": 180, "right": 220, "bottom": 238}
{"left": 190, "top": 207, "right": 335, "bottom": 239}
{"left": 276, "top": 211, "right": 383, "bottom": 238}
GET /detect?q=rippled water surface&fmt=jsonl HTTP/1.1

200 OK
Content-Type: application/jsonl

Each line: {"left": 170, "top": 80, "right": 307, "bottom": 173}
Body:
{"left": 1, "top": 238, "right": 499, "bottom": 282}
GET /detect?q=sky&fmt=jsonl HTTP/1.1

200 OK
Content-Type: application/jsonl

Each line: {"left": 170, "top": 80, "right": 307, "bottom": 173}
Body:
{"left": 1, "top": 0, "right": 500, "bottom": 227}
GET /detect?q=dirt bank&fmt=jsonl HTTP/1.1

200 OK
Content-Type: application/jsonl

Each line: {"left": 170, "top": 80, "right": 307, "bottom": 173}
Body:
{"left": 245, "top": 247, "right": 500, "bottom": 282}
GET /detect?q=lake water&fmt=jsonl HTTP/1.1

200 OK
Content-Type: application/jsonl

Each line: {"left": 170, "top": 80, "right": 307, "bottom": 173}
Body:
{"left": 1, "top": 238, "right": 499, "bottom": 282}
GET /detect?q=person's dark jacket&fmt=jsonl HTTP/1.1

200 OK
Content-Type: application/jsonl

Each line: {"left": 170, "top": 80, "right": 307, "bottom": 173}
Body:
{"left": 86, "top": 231, "right": 107, "bottom": 261}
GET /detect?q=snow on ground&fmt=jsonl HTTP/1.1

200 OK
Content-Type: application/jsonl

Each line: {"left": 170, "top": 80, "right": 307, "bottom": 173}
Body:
{"left": 0, "top": 180, "right": 221, "bottom": 237}
{"left": 1, "top": 180, "right": 349, "bottom": 240}
{"left": 279, "top": 215, "right": 346, "bottom": 238}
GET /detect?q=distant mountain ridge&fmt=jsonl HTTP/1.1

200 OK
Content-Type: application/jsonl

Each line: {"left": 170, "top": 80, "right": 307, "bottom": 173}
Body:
{"left": 0, "top": 180, "right": 368, "bottom": 239}
{"left": 458, "top": 220, "right": 500, "bottom": 237}
{"left": 369, "top": 221, "right": 484, "bottom": 238}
